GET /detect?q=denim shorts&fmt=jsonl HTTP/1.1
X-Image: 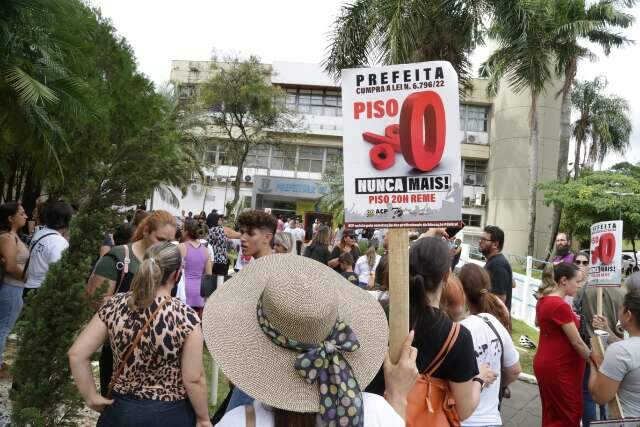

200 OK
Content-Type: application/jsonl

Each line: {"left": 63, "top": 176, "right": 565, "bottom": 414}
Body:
{"left": 97, "top": 392, "right": 195, "bottom": 427}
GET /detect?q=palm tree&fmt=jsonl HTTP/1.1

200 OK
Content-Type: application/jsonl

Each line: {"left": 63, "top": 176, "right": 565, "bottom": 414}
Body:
{"left": 480, "top": 0, "right": 556, "bottom": 256}
{"left": 544, "top": 0, "right": 636, "bottom": 256}
{"left": 324, "top": 0, "right": 486, "bottom": 90}
{"left": 572, "top": 77, "right": 631, "bottom": 177}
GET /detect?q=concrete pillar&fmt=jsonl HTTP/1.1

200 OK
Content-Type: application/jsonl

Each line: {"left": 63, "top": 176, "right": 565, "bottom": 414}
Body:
{"left": 486, "top": 77, "right": 563, "bottom": 258}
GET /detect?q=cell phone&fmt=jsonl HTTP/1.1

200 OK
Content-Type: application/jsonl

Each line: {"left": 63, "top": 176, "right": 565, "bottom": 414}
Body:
{"left": 445, "top": 223, "right": 465, "bottom": 238}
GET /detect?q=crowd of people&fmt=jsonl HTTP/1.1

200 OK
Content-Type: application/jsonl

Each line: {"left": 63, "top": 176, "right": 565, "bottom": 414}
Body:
{"left": 2, "top": 202, "right": 640, "bottom": 426}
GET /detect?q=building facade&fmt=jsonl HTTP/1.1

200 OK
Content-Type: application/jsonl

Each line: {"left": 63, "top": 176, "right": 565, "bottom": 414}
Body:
{"left": 151, "top": 60, "right": 560, "bottom": 257}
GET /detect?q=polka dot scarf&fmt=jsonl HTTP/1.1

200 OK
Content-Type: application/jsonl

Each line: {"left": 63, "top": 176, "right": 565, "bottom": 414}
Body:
{"left": 257, "top": 297, "right": 364, "bottom": 427}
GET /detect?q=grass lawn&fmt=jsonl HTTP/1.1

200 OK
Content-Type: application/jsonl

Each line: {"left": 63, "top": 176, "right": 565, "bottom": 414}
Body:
{"left": 203, "top": 350, "right": 230, "bottom": 414}
{"left": 510, "top": 318, "right": 539, "bottom": 376}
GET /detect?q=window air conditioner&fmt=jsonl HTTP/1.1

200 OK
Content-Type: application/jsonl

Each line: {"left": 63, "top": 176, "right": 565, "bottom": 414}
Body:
{"left": 244, "top": 175, "right": 253, "bottom": 183}
{"left": 475, "top": 193, "right": 486, "bottom": 206}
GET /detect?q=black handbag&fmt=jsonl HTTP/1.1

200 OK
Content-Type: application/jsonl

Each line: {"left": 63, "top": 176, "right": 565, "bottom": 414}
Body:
{"left": 200, "top": 274, "right": 217, "bottom": 298}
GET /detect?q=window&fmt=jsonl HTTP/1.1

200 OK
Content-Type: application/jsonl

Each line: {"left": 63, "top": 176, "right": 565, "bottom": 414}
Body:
{"left": 463, "top": 160, "right": 488, "bottom": 186}
{"left": 204, "top": 144, "right": 217, "bottom": 163}
{"left": 460, "top": 104, "right": 489, "bottom": 132}
{"left": 284, "top": 88, "right": 342, "bottom": 117}
{"left": 298, "top": 146, "right": 324, "bottom": 173}
{"left": 462, "top": 214, "right": 482, "bottom": 227}
{"left": 246, "top": 145, "right": 270, "bottom": 168}
{"left": 325, "top": 148, "right": 342, "bottom": 171}
{"left": 271, "top": 145, "right": 297, "bottom": 171}
{"left": 217, "top": 146, "right": 231, "bottom": 165}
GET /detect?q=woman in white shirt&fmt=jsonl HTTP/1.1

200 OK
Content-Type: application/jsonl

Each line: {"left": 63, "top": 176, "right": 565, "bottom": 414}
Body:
{"left": 202, "top": 255, "right": 418, "bottom": 427}
{"left": 458, "top": 264, "right": 522, "bottom": 426}
{"left": 354, "top": 246, "right": 381, "bottom": 289}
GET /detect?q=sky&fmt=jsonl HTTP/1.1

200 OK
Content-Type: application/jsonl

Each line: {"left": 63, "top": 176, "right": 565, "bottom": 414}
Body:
{"left": 90, "top": 0, "right": 640, "bottom": 169}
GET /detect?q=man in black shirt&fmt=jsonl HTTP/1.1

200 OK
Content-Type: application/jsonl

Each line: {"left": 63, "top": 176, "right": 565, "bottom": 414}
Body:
{"left": 479, "top": 225, "right": 513, "bottom": 311}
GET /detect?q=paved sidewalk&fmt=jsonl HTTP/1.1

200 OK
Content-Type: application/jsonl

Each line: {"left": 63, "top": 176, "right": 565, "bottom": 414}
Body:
{"left": 502, "top": 380, "right": 542, "bottom": 427}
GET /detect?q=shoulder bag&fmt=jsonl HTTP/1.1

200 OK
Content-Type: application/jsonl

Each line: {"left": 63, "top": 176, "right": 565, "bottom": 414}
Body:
{"left": 107, "top": 296, "right": 170, "bottom": 397}
{"left": 406, "top": 322, "right": 462, "bottom": 427}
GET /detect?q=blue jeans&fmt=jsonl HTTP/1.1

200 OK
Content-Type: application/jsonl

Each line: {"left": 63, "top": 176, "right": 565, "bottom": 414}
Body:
{"left": 226, "top": 387, "right": 254, "bottom": 413}
{"left": 97, "top": 392, "right": 195, "bottom": 427}
{"left": 0, "top": 284, "right": 24, "bottom": 365}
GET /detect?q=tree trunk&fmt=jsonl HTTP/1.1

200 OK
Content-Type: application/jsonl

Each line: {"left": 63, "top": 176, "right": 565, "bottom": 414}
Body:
{"left": 4, "top": 156, "right": 17, "bottom": 202}
{"left": 527, "top": 94, "right": 540, "bottom": 257}
{"left": 547, "top": 87, "right": 573, "bottom": 258}
{"left": 229, "top": 145, "right": 250, "bottom": 214}
{"left": 574, "top": 135, "right": 582, "bottom": 179}
{"left": 21, "top": 168, "right": 40, "bottom": 217}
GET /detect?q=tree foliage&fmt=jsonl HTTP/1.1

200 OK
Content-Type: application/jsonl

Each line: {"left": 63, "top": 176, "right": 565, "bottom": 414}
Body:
{"left": 324, "top": 0, "right": 487, "bottom": 91}
{"left": 540, "top": 163, "right": 640, "bottom": 246}
{"left": 572, "top": 77, "right": 632, "bottom": 178}
{"left": 319, "top": 157, "right": 345, "bottom": 225}
{"left": 2, "top": 1, "right": 200, "bottom": 425}
{"left": 197, "top": 56, "right": 301, "bottom": 213}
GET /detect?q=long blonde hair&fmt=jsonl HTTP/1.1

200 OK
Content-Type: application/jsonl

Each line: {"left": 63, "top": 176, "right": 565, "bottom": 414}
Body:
{"left": 536, "top": 262, "right": 580, "bottom": 299}
{"left": 366, "top": 245, "right": 377, "bottom": 270}
{"left": 274, "top": 232, "right": 295, "bottom": 253}
{"left": 128, "top": 242, "right": 181, "bottom": 310}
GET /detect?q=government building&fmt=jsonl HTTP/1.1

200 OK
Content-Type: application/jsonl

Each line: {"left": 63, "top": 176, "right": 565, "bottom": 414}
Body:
{"left": 149, "top": 60, "right": 563, "bottom": 258}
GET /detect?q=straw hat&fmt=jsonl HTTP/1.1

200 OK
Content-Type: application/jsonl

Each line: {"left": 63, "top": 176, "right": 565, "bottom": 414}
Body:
{"left": 202, "top": 254, "right": 389, "bottom": 413}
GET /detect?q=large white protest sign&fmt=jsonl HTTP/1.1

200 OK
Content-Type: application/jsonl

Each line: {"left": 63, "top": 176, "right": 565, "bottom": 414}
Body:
{"left": 341, "top": 61, "right": 462, "bottom": 228}
{"left": 592, "top": 418, "right": 640, "bottom": 427}
{"left": 589, "top": 220, "right": 623, "bottom": 287}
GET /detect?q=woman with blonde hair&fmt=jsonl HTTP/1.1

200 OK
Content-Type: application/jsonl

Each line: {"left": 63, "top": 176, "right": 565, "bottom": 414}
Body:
{"left": 534, "top": 262, "right": 591, "bottom": 426}
{"left": 354, "top": 245, "right": 381, "bottom": 289}
{"left": 303, "top": 224, "right": 331, "bottom": 264}
{"left": 70, "top": 242, "right": 210, "bottom": 426}
{"left": 87, "top": 209, "right": 177, "bottom": 396}
{"left": 273, "top": 231, "right": 295, "bottom": 254}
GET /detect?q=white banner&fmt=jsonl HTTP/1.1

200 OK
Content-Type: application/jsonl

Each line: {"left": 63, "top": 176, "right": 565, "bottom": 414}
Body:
{"left": 588, "top": 220, "right": 623, "bottom": 287}
{"left": 341, "top": 61, "right": 462, "bottom": 228}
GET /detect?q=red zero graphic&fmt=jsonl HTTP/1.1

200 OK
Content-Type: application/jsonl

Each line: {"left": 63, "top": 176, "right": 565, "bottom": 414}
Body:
{"left": 599, "top": 233, "right": 616, "bottom": 265}
{"left": 592, "top": 246, "right": 600, "bottom": 264}
{"left": 399, "top": 91, "right": 446, "bottom": 172}
{"left": 370, "top": 143, "right": 396, "bottom": 170}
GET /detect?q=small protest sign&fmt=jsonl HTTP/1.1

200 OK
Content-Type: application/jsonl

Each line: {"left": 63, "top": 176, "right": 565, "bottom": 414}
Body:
{"left": 588, "top": 220, "right": 623, "bottom": 287}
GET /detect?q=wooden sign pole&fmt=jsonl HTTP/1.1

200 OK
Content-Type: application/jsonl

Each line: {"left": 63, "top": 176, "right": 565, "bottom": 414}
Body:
{"left": 388, "top": 228, "right": 410, "bottom": 363}
{"left": 597, "top": 287, "right": 604, "bottom": 316}
{"left": 591, "top": 335, "right": 624, "bottom": 419}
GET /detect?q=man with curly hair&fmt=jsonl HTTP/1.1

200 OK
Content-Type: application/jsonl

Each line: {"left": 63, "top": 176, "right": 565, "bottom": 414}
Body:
{"left": 236, "top": 209, "right": 277, "bottom": 260}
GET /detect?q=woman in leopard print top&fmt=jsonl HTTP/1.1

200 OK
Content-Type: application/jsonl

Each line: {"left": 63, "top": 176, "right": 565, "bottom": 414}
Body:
{"left": 69, "top": 242, "right": 212, "bottom": 427}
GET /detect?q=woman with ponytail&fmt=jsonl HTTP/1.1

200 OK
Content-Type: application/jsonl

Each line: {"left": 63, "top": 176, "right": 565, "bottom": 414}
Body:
{"left": 457, "top": 263, "right": 522, "bottom": 426}
{"left": 87, "top": 210, "right": 177, "bottom": 397}
{"left": 534, "top": 262, "right": 591, "bottom": 426}
{"left": 70, "top": 242, "right": 211, "bottom": 427}
{"left": 406, "top": 236, "right": 497, "bottom": 423}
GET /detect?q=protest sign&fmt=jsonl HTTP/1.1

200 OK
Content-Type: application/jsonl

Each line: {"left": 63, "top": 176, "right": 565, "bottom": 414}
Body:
{"left": 341, "top": 61, "right": 462, "bottom": 229}
{"left": 591, "top": 419, "right": 640, "bottom": 427}
{"left": 589, "top": 220, "right": 623, "bottom": 287}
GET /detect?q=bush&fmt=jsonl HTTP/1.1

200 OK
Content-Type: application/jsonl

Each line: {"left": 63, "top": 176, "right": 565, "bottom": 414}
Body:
{"left": 10, "top": 208, "right": 114, "bottom": 426}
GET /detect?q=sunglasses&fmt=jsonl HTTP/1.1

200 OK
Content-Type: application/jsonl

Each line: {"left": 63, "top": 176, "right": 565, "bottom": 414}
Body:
{"left": 574, "top": 260, "right": 589, "bottom": 266}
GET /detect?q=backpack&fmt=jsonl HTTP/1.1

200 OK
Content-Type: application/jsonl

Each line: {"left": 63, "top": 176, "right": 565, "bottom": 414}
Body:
{"left": 406, "top": 322, "right": 462, "bottom": 427}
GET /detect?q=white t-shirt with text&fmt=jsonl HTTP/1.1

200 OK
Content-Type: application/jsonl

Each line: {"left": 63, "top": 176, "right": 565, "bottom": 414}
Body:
{"left": 216, "top": 392, "right": 404, "bottom": 427}
{"left": 460, "top": 313, "right": 519, "bottom": 427}
{"left": 25, "top": 227, "right": 69, "bottom": 289}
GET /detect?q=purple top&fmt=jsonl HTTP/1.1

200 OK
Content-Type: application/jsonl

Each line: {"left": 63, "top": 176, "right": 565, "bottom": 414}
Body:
{"left": 551, "top": 252, "right": 575, "bottom": 265}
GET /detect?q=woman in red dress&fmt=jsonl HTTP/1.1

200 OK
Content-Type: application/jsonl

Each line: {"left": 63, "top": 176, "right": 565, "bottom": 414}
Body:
{"left": 533, "top": 262, "right": 591, "bottom": 426}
